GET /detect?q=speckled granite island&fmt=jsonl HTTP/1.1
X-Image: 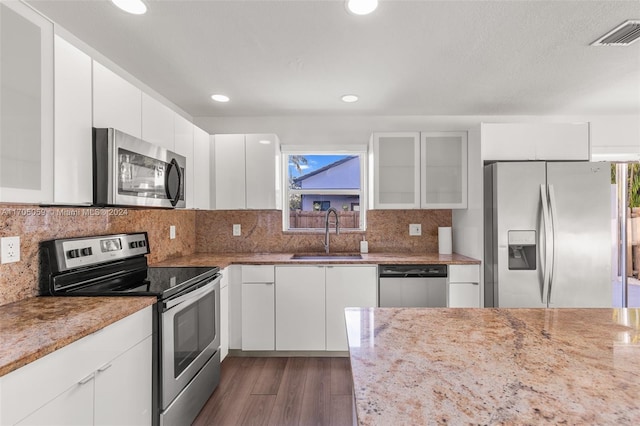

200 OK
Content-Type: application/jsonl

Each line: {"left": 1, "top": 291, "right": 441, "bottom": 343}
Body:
{"left": 346, "top": 308, "right": 640, "bottom": 425}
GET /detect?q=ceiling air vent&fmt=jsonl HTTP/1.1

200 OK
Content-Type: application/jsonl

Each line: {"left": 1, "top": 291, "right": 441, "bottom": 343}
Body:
{"left": 591, "top": 20, "right": 640, "bottom": 46}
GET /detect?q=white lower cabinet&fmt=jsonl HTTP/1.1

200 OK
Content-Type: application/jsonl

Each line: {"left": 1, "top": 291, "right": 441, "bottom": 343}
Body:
{"left": 275, "top": 266, "right": 326, "bottom": 351}
{"left": 227, "top": 266, "right": 243, "bottom": 350}
{"left": 325, "top": 266, "right": 377, "bottom": 351}
{"left": 93, "top": 336, "right": 152, "bottom": 426}
{"left": 274, "top": 265, "right": 377, "bottom": 351}
{"left": 0, "top": 307, "right": 152, "bottom": 426}
{"left": 241, "top": 266, "right": 275, "bottom": 350}
{"left": 220, "top": 267, "right": 230, "bottom": 361}
{"left": 447, "top": 264, "right": 481, "bottom": 307}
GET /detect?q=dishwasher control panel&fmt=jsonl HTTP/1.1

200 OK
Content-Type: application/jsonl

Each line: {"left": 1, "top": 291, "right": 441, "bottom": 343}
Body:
{"left": 379, "top": 264, "right": 447, "bottom": 278}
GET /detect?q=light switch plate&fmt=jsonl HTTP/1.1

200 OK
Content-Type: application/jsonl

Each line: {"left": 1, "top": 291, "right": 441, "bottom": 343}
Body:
{"left": 170, "top": 225, "right": 176, "bottom": 240}
{"left": 1, "top": 236, "right": 21, "bottom": 264}
{"left": 233, "top": 224, "right": 241, "bottom": 236}
{"left": 409, "top": 224, "right": 422, "bottom": 236}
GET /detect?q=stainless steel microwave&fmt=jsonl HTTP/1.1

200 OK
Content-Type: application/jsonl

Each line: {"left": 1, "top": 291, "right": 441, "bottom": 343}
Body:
{"left": 93, "top": 128, "right": 186, "bottom": 208}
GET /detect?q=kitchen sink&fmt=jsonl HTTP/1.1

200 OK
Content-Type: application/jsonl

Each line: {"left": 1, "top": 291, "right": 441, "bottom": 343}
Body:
{"left": 291, "top": 253, "right": 363, "bottom": 260}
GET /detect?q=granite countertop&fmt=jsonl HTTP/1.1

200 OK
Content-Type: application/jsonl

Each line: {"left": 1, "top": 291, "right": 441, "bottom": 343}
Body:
{"left": 0, "top": 296, "right": 156, "bottom": 377}
{"left": 346, "top": 307, "right": 640, "bottom": 425}
{"left": 150, "top": 252, "right": 480, "bottom": 268}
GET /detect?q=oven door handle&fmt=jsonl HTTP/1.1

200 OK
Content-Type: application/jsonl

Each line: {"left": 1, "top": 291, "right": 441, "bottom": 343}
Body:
{"left": 164, "top": 277, "right": 220, "bottom": 311}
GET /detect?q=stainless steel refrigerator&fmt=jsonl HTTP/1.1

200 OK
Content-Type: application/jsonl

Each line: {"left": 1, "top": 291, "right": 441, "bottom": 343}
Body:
{"left": 484, "top": 161, "right": 611, "bottom": 308}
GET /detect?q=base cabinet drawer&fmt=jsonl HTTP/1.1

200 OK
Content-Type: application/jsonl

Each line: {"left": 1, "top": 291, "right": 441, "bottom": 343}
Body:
{"left": 448, "top": 265, "right": 481, "bottom": 308}
{"left": 448, "top": 283, "right": 481, "bottom": 308}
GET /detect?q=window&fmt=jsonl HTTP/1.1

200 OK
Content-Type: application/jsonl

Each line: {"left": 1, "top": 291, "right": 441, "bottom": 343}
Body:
{"left": 282, "top": 147, "right": 367, "bottom": 231}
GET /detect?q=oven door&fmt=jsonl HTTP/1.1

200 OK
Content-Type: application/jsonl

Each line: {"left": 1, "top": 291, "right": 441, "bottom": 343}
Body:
{"left": 161, "top": 276, "right": 220, "bottom": 408}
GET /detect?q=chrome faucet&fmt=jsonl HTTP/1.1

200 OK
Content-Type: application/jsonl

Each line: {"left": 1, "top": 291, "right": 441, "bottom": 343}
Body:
{"left": 323, "top": 207, "right": 340, "bottom": 254}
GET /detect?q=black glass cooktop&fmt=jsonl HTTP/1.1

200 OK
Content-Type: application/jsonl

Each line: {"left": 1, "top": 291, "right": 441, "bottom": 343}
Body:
{"left": 146, "top": 266, "right": 220, "bottom": 298}
{"left": 54, "top": 265, "right": 220, "bottom": 299}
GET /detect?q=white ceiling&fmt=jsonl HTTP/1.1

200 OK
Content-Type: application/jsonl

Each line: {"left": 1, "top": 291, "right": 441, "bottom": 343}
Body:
{"left": 27, "top": 0, "right": 640, "bottom": 117}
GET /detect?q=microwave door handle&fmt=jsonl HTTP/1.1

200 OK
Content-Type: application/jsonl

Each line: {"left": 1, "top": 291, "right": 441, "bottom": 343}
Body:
{"left": 164, "top": 158, "right": 182, "bottom": 207}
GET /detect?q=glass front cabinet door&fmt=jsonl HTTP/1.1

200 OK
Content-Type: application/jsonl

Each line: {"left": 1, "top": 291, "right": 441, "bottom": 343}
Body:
{"left": 420, "top": 131, "right": 468, "bottom": 209}
{"left": 370, "top": 132, "right": 421, "bottom": 209}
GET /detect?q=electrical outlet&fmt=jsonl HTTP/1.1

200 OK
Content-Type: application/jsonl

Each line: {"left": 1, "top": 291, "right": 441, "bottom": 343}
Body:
{"left": 170, "top": 225, "right": 176, "bottom": 240}
{"left": 233, "top": 224, "right": 241, "bottom": 236}
{"left": 1, "top": 236, "right": 21, "bottom": 264}
{"left": 409, "top": 224, "right": 422, "bottom": 236}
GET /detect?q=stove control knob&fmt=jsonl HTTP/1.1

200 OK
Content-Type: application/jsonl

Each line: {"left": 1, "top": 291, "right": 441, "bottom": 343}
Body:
{"left": 67, "top": 249, "right": 80, "bottom": 259}
{"left": 129, "top": 241, "right": 138, "bottom": 249}
{"left": 139, "top": 240, "right": 146, "bottom": 247}
{"left": 81, "top": 247, "right": 93, "bottom": 257}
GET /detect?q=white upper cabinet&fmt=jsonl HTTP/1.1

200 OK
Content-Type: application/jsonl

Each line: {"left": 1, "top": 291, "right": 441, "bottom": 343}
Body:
{"left": 173, "top": 114, "right": 194, "bottom": 207}
{"left": 214, "top": 133, "right": 280, "bottom": 210}
{"left": 193, "top": 126, "right": 211, "bottom": 209}
{"left": 370, "top": 132, "right": 421, "bottom": 209}
{"left": 421, "top": 132, "right": 467, "bottom": 209}
{"left": 0, "top": 1, "right": 54, "bottom": 203}
{"left": 245, "top": 134, "right": 279, "bottom": 209}
{"left": 142, "top": 93, "right": 174, "bottom": 151}
{"left": 214, "top": 134, "right": 246, "bottom": 209}
{"left": 481, "top": 122, "right": 590, "bottom": 161}
{"left": 92, "top": 61, "right": 141, "bottom": 138}
{"left": 370, "top": 131, "right": 468, "bottom": 209}
{"left": 53, "top": 35, "right": 92, "bottom": 205}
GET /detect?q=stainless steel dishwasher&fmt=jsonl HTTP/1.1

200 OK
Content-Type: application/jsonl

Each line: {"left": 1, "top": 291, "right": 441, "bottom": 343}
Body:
{"left": 378, "top": 264, "right": 448, "bottom": 307}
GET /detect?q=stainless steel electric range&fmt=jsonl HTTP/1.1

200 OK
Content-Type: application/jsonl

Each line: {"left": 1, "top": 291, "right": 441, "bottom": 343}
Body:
{"left": 40, "top": 232, "right": 221, "bottom": 426}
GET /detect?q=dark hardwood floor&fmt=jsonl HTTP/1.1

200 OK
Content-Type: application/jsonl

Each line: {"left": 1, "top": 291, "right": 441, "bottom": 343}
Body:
{"left": 193, "top": 357, "right": 354, "bottom": 426}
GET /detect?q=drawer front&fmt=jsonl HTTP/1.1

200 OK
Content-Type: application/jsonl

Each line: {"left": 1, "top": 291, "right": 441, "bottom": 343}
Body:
{"left": 448, "top": 265, "right": 480, "bottom": 283}
{"left": 242, "top": 265, "right": 274, "bottom": 283}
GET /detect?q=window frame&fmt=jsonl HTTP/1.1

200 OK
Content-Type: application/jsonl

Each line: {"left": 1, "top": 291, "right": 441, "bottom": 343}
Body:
{"left": 281, "top": 145, "right": 368, "bottom": 232}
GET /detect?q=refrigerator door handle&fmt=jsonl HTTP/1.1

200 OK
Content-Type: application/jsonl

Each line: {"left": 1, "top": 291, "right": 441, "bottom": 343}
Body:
{"left": 540, "top": 184, "right": 552, "bottom": 305}
{"left": 547, "top": 184, "right": 558, "bottom": 305}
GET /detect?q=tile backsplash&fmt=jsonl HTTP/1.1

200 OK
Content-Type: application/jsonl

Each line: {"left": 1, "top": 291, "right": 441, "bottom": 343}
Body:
{"left": 0, "top": 205, "right": 450, "bottom": 307}
{"left": 0, "top": 205, "right": 195, "bottom": 306}
{"left": 195, "top": 209, "right": 451, "bottom": 254}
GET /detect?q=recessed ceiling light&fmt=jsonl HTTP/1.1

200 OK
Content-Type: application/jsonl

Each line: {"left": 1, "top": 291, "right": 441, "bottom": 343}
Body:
{"left": 211, "top": 94, "right": 230, "bottom": 103}
{"left": 259, "top": 140, "right": 272, "bottom": 145}
{"left": 111, "top": 0, "right": 147, "bottom": 15}
{"left": 341, "top": 94, "right": 359, "bottom": 103}
{"left": 346, "top": 0, "right": 378, "bottom": 16}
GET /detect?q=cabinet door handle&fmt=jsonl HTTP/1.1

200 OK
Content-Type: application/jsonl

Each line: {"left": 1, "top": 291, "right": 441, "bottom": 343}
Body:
{"left": 78, "top": 373, "right": 95, "bottom": 385}
{"left": 97, "top": 363, "right": 113, "bottom": 372}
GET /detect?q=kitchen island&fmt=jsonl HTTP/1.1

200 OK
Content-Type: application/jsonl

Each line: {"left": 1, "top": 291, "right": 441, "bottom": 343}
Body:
{"left": 346, "top": 308, "right": 640, "bottom": 425}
